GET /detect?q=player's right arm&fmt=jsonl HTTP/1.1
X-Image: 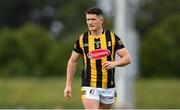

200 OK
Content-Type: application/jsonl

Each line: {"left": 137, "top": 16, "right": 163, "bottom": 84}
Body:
{"left": 64, "top": 51, "right": 80, "bottom": 99}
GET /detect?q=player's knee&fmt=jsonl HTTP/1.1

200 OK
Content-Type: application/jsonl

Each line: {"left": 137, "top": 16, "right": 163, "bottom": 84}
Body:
{"left": 82, "top": 99, "right": 99, "bottom": 109}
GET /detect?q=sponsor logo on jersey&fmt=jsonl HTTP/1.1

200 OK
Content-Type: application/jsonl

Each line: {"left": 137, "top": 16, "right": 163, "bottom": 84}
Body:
{"left": 87, "top": 49, "right": 110, "bottom": 60}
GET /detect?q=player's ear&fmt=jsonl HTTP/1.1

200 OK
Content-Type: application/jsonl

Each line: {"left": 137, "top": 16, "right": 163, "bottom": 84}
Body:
{"left": 99, "top": 15, "right": 104, "bottom": 23}
{"left": 101, "top": 17, "right": 104, "bottom": 23}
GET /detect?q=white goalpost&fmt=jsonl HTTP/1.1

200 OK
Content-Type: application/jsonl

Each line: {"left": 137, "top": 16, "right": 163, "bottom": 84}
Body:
{"left": 114, "top": 0, "right": 139, "bottom": 108}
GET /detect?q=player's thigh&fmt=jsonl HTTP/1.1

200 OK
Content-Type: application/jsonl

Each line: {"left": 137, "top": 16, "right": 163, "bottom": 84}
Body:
{"left": 81, "top": 87, "right": 100, "bottom": 109}
{"left": 82, "top": 99, "right": 99, "bottom": 109}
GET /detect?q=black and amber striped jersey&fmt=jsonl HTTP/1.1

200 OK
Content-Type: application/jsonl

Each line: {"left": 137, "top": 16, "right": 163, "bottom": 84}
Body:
{"left": 74, "top": 30, "right": 125, "bottom": 88}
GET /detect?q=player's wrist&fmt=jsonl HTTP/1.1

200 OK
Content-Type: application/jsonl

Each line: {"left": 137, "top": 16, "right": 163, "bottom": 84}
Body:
{"left": 66, "top": 82, "right": 72, "bottom": 87}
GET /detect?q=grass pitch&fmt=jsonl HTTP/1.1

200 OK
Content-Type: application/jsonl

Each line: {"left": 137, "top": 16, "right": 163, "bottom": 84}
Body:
{"left": 0, "top": 78, "right": 180, "bottom": 109}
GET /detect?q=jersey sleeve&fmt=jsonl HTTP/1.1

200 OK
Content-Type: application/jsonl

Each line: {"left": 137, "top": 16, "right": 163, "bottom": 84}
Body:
{"left": 114, "top": 34, "right": 125, "bottom": 50}
{"left": 73, "top": 38, "right": 83, "bottom": 54}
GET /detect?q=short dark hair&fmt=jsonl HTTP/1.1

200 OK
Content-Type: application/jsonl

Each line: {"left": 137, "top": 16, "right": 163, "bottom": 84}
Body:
{"left": 85, "top": 7, "right": 103, "bottom": 16}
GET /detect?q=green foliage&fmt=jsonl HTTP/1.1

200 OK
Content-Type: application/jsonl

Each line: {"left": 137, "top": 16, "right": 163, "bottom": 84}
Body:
{"left": 141, "top": 15, "right": 180, "bottom": 78}
{"left": 0, "top": 0, "right": 96, "bottom": 38}
{"left": 136, "top": 0, "right": 180, "bottom": 36}
{"left": 136, "top": 0, "right": 180, "bottom": 78}
{"left": 0, "top": 23, "right": 77, "bottom": 77}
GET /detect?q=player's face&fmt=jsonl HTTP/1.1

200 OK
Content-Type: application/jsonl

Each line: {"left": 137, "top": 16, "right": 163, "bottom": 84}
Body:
{"left": 86, "top": 14, "right": 103, "bottom": 32}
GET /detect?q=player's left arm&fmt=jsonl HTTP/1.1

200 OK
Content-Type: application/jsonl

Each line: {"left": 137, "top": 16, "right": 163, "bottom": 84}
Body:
{"left": 103, "top": 48, "right": 131, "bottom": 70}
{"left": 115, "top": 48, "right": 131, "bottom": 67}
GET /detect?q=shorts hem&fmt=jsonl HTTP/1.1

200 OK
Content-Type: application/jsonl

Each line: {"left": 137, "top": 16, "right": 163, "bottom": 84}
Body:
{"left": 81, "top": 96, "right": 100, "bottom": 101}
{"left": 100, "top": 101, "right": 114, "bottom": 105}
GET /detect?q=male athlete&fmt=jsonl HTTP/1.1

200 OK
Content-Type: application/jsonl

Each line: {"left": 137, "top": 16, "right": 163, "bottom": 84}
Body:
{"left": 64, "top": 7, "right": 131, "bottom": 109}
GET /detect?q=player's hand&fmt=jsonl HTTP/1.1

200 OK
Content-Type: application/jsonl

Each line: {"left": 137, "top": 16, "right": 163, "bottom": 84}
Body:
{"left": 103, "top": 61, "right": 117, "bottom": 70}
{"left": 64, "top": 86, "right": 72, "bottom": 100}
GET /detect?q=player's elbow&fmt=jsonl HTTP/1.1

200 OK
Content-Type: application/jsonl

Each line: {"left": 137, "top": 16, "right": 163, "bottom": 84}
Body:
{"left": 125, "top": 55, "right": 132, "bottom": 65}
{"left": 128, "top": 56, "right": 132, "bottom": 64}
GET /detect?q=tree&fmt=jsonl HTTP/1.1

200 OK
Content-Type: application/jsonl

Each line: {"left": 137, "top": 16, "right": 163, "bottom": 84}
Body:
{"left": 136, "top": 0, "right": 180, "bottom": 37}
{"left": 0, "top": 0, "right": 96, "bottom": 38}
{"left": 141, "top": 15, "right": 180, "bottom": 78}
{"left": 135, "top": 0, "right": 180, "bottom": 78}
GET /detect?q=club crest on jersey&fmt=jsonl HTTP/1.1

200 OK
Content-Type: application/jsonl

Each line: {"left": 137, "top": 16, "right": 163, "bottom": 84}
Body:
{"left": 87, "top": 49, "right": 110, "bottom": 60}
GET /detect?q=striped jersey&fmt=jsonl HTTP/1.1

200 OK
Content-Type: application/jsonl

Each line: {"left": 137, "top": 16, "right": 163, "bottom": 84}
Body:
{"left": 74, "top": 30, "right": 125, "bottom": 88}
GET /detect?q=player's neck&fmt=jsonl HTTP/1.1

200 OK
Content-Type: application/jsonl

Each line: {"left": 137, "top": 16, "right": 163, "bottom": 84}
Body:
{"left": 90, "top": 28, "right": 104, "bottom": 37}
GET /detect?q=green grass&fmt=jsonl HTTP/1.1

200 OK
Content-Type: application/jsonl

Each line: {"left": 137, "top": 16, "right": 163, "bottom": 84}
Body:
{"left": 135, "top": 79, "right": 180, "bottom": 109}
{"left": 0, "top": 78, "right": 83, "bottom": 109}
{"left": 0, "top": 78, "right": 180, "bottom": 109}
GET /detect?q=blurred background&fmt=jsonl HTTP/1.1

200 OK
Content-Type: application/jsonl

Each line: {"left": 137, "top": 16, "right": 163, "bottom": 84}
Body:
{"left": 0, "top": 0, "right": 180, "bottom": 109}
